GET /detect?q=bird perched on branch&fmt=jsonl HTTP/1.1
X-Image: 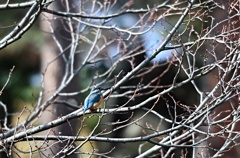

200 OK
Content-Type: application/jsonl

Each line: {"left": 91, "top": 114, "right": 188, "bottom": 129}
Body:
{"left": 83, "top": 86, "right": 106, "bottom": 112}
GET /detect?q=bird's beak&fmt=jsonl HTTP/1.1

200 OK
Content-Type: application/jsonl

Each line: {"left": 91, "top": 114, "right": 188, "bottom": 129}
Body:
{"left": 100, "top": 87, "right": 110, "bottom": 93}
{"left": 100, "top": 87, "right": 110, "bottom": 90}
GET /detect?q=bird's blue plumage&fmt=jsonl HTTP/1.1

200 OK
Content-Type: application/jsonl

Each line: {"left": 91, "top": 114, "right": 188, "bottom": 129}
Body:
{"left": 83, "top": 87, "right": 103, "bottom": 112}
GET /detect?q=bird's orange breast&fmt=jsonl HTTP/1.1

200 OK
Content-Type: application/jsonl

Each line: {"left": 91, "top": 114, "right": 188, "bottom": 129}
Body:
{"left": 90, "top": 96, "right": 103, "bottom": 110}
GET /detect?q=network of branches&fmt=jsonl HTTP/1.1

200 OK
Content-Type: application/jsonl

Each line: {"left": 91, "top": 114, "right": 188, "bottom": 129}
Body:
{"left": 0, "top": 0, "right": 239, "bottom": 157}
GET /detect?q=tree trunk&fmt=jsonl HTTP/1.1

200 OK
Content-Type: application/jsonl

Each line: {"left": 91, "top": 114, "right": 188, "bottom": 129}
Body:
{"left": 40, "top": 1, "right": 79, "bottom": 157}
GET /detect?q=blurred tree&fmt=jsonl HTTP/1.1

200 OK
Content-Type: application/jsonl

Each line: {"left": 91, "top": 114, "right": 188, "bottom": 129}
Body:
{"left": 39, "top": 0, "right": 80, "bottom": 157}
{"left": 0, "top": 0, "right": 239, "bottom": 158}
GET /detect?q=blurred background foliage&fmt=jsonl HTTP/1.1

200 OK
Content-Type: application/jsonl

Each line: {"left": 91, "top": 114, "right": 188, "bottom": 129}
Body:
{"left": 0, "top": 3, "right": 44, "bottom": 157}
{"left": 0, "top": 2, "right": 41, "bottom": 126}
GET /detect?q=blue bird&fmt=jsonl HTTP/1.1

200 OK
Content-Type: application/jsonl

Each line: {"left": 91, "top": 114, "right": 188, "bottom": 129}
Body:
{"left": 83, "top": 86, "right": 104, "bottom": 112}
